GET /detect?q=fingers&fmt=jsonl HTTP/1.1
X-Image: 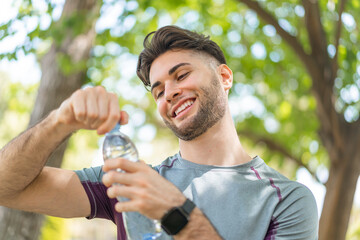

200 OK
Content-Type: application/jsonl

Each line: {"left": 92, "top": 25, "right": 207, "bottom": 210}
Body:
{"left": 102, "top": 169, "right": 134, "bottom": 187}
{"left": 107, "top": 184, "right": 137, "bottom": 199}
{"left": 97, "top": 92, "right": 120, "bottom": 134}
{"left": 97, "top": 110, "right": 129, "bottom": 134}
{"left": 72, "top": 91, "right": 87, "bottom": 122}
{"left": 120, "top": 111, "right": 129, "bottom": 125}
{"left": 60, "top": 86, "right": 129, "bottom": 134}
{"left": 102, "top": 159, "right": 151, "bottom": 189}
{"left": 97, "top": 89, "right": 110, "bottom": 122}
{"left": 114, "top": 199, "right": 143, "bottom": 213}
{"left": 107, "top": 183, "right": 155, "bottom": 215}
{"left": 102, "top": 159, "right": 186, "bottom": 219}
{"left": 103, "top": 158, "right": 143, "bottom": 174}
{"left": 84, "top": 89, "right": 100, "bottom": 128}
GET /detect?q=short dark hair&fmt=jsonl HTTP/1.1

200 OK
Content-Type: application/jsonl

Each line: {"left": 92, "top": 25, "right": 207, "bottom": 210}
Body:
{"left": 136, "top": 25, "right": 227, "bottom": 88}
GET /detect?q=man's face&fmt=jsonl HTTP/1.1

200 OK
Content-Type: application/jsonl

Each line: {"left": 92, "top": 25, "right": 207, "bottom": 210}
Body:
{"left": 149, "top": 50, "right": 227, "bottom": 141}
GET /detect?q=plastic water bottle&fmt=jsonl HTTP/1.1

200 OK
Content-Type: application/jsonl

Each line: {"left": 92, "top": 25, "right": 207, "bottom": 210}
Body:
{"left": 103, "top": 123, "right": 163, "bottom": 240}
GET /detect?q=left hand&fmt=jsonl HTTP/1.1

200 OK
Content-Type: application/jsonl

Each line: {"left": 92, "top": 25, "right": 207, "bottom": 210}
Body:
{"left": 102, "top": 158, "right": 186, "bottom": 220}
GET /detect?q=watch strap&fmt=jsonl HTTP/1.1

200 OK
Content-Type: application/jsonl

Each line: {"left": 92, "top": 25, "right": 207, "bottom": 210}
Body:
{"left": 181, "top": 198, "right": 196, "bottom": 215}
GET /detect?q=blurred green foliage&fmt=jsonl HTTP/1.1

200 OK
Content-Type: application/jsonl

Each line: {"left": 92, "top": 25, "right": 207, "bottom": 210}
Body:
{"left": 40, "top": 216, "right": 69, "bottom": 240}
{"left": 1, "top": 0, "right": 359, "bottom": 192}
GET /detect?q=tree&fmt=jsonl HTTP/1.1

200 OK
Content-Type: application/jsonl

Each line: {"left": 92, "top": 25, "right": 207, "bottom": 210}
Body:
{"left": 0, "top": 0, "right": 100, "bottom": 239}
{"left": 237, "top": 1, "right": 359, "bottom": 239}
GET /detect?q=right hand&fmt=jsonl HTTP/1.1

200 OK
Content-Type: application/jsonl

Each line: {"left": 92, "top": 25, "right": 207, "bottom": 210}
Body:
{"left": 55, "top": 86, "right": 128, "bottom": 135}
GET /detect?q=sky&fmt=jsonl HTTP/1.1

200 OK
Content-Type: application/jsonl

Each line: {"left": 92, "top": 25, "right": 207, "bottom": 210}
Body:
{"left": 0, "top": 0, "right": 360, "bottom": 216}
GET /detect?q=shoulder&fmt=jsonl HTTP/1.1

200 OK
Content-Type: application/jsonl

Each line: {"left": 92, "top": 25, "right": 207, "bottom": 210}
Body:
{"left": 272, "top": 181, "right": 318, "bottom": 239}
{"left": 254, "top": 158, "right": 318, "bottom": 238}
{"left": 258, "top": 160, "right": 318, "bottom": 216}
{"left": 280, "top": 180, "right": 318, "bottom": 212}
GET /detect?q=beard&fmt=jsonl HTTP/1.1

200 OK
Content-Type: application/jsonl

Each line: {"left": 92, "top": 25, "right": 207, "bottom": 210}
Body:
{"left": 162, "top": 75, "right": 227, "bottom": 141}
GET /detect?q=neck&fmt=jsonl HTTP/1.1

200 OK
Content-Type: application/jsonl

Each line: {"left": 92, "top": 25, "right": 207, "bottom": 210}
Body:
{"left": 178, "top": 111, "right": 251, "bottom": 166}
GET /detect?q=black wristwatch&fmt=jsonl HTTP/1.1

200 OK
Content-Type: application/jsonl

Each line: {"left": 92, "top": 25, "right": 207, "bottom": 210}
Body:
{"left": 161, "top": 198, "right": 196, "bottom": 235}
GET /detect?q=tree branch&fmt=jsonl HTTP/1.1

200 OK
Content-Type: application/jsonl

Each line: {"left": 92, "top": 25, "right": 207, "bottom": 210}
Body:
{"left": 239, "top": 130, "right": 320, "bottom": 182}
{"left": 238, "top": 0, "right": 316, "bottom": 78}
{"left": 332, "top": 0, "right": 347, "bottom": 76}
{"left": 302, "top": 0, "right": 347, "bottom": 156}
{"left": 302, "top": 0, "right": 332, "bottom": 82}
{"left": 302, "top": 0, "right": 328, "bottom": 56}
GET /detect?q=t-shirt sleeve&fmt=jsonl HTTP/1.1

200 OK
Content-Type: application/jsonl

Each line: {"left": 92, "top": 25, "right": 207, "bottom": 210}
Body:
{"left": 270, "top": 183, "right": 319, "bottom": 240}
{"left": 74, "top": 166, "right": 118, "bottom": 222}
{"left": 75, "top": 166, "right": 127, "bottom": 240}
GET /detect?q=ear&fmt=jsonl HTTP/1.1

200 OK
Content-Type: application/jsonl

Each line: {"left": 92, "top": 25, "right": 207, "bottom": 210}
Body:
{"left": 218, "top": 64, "right": 233, "bottom": 92}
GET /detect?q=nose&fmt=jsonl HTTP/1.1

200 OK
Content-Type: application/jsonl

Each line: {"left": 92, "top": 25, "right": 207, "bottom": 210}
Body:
{"left": 165, "top": 82, "right": 181, "bottom": 103}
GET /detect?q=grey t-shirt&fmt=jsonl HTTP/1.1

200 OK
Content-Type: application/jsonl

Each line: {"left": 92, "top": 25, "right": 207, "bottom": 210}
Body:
{"left": 76, "top": 153, "right": 318, "bottom": 240}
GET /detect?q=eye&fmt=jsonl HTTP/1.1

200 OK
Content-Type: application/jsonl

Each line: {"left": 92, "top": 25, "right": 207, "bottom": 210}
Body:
{"left": 157, "top": 91, "right": 164, "bottom": 99}
{"left": 177, "top": 72, "right": 189, "bottom": 81}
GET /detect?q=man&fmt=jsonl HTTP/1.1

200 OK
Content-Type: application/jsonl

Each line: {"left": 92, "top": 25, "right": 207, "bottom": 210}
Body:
{"left": 0, "top": 25, "right": 318, "bottom": 239}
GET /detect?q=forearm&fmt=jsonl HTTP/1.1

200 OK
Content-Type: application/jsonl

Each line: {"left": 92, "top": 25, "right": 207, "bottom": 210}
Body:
{"left": 0, "top": 110, "right": 74, "bottom": 201}
{"left": 174, "top": 208, "right": 223, "bottom": 240}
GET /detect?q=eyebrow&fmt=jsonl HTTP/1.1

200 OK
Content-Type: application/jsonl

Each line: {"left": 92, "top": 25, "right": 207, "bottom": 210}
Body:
{"left": 150, "top": 62, "right": 191, "bottom": 93}
{"left": 168, "top": 62, "right": 190, "bottom": 75}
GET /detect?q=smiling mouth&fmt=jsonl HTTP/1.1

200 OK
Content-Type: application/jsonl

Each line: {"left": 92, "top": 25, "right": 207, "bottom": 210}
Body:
{"left": 173, "top": 99, "right": 195, "bottom": 117}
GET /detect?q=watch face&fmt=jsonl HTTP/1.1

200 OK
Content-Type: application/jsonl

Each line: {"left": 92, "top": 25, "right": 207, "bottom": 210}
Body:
{"left": 162, "top": 208, "right": 188, "bottom": 235}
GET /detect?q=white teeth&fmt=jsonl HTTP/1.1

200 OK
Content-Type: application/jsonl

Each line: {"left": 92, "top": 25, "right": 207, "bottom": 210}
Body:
{"left": 175, "top": 100, "right": 194, "bottom": 116}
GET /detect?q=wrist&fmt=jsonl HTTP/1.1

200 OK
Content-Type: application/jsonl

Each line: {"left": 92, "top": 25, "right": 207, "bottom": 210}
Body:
{"left": 173, "top": 208, "right": 223, "bottom": 240}
{"left": 49, "top": 110, "right": 78, "bottom": 136}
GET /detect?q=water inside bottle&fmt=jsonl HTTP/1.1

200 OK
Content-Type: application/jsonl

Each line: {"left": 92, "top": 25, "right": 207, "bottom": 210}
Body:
{"left": 103, "top": 138, "right": 138, "bottom": 162}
